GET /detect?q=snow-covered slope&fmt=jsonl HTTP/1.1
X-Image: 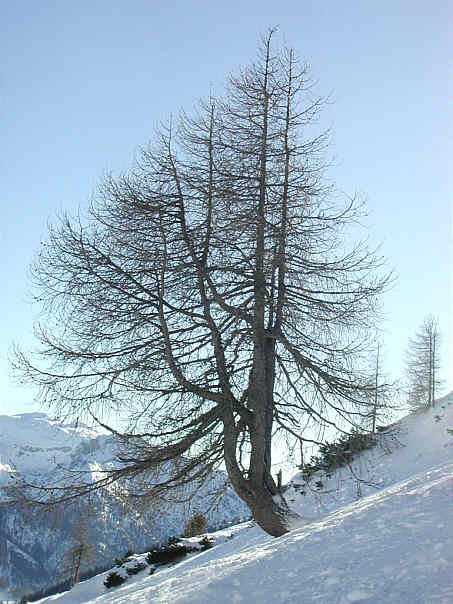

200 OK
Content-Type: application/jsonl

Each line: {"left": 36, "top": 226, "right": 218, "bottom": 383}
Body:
{"left": 284, "top": 391, "right": 453, "bottom": 519}
{"left": 36, "top": 394, "right": 453, "bottom": 604}
{"left": 0, "top": 412, "right": 250, "bottom": 597}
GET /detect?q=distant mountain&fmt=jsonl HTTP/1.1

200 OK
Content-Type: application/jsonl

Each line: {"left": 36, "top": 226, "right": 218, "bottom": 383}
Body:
{"left": 0, "top": 412, "right": 250, "bottom": 599}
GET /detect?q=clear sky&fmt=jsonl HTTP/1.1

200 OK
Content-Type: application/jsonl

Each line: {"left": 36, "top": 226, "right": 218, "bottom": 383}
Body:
{"left": 2, "top": 0, "right": 452, "bottom": 417}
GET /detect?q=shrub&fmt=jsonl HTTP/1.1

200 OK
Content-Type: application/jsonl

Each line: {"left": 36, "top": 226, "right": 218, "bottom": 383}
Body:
{"left": 126, "top": 561, "right": 147, "bottom": 575}
{"left": 300, "top": 429, "right": 377, "bottom": 481}
{"left": 145, "top": 544, "right": 193, "bottom": 566}
{"left": 114, "top": 549, "right": 135, "bottom": 566}
{"left": 104, "top": 571, "right": 127, "bottom": 589}
{"left": 184, "top": 511, "right": 208, "bottom": 537}
{"left": 199, "top": 536, "right": 214, "bottom": 551}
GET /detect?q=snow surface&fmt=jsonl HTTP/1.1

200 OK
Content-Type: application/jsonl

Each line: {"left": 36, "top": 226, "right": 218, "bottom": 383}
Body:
{"left": 36, "top": 394, "right": 453, "bottom": 603}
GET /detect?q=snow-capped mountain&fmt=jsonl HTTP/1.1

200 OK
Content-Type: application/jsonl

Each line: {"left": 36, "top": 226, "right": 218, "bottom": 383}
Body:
{"left": 35, "top": 393, "right": 453, "bottom": 604}
{"left": 0, "top": 412, "right": 101, "bottom": 482}
{"left": 0, "top": 412, "right": 250, "bottom": 599}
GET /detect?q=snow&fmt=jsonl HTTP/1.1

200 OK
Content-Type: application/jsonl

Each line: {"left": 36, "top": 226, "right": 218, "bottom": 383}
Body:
{"left": 0, "top": 412, "right": 100, "bottom": 475}
{"left": 34, "top": 394, "right": 453, "bottom": 603}
{"left": 0, "top": 461, "right": 14, "bottom": 487}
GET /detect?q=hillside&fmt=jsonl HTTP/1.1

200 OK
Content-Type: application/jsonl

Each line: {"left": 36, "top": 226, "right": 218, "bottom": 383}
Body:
{"left": 36, "top": 393, "right": 453, "bottom": 604}
{"left": 0, "top": 412, "right": 250, "bottom": 597}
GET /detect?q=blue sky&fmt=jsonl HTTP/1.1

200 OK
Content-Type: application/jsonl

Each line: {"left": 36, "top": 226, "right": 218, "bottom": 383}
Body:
{"left": 1, "top": 0, "right": 451, "bottom": 417}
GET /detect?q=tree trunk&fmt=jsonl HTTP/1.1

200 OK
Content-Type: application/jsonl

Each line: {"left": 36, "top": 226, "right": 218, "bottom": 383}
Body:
{"left": 245, "top": 485, "right": 298, "bottom": 537}
{"left": 222, "top": 389, "right": 299, "bottom": 537}
{"left": 222, "top": 330, "right": 300, "bottom": 537}
{"left": 372, "top": 343, "right": 380, "bottom": 433}
{"left": 224, "top": 457, "right": 298, "bottom": 536}
{"left": 431, "top": 334, "right": 436, "bottom": 406}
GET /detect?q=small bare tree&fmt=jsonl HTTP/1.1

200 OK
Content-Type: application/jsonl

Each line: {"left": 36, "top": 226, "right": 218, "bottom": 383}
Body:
{"left": 184, "top": 510, "right": 207, "bottom": 537}
{"left": 363, "top": 340, "right": 399, "bottom": 433}
{"left": 405, "top": 315, "right": 442, "bottom": 408}
{"left": 59, "top": 509, "right": 95, "bottom": 588}
{"left": 13, "top": 30, "right": 391, "bottom": 536}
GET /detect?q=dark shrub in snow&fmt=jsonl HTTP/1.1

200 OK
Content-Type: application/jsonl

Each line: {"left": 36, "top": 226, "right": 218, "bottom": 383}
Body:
{"left": 126, "top": 561, "right": 147, "bottom": 575}
{"left": 146, "top": 543, "right": 194, "bottom": 566}
{"left": 104, "top": 571, "right": 127, "bottom": 588}
{"left": 300, "top": 429, "right": 377, "bottom": 481}
{"left": 199, "top": 536, "right": 214, "bottom": 550}
{"left": 114, "top": 549, "right": 135, "bottom": 566}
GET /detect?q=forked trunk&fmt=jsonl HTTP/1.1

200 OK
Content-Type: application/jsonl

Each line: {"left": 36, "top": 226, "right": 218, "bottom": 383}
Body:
{"left": 223, "top": 385, "right": 301, "bottom": 537}
{"left": 246, "top": 484, "right": 299, "bottom": 537}
{"left": 224, "top": 456, "right": 299, "bottom": 537}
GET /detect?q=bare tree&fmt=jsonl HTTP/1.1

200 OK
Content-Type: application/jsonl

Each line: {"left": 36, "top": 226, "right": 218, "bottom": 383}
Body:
{"left": 363, "top": 339, "right": 399, "bottom": 433}
{"left": 13, "top": 30, "right": 391, "bottom": 536}
{"left": 59, "top": 508, "right": 95, "bottom": 588}
{"left": 405, "top": 315, "right": 442, "bottom": 409}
